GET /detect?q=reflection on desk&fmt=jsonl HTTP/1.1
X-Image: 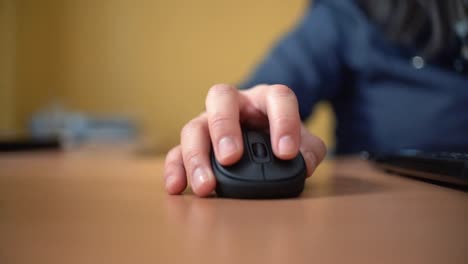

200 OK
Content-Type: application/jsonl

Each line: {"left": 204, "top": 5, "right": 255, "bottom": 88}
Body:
{"left": 0, "top": 149, "right": 467, "bottom": 264}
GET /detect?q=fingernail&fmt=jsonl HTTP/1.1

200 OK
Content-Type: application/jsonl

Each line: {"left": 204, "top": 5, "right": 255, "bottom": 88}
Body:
{"left": 192, "top": 167, "right": 210, "bottom": 190}
{"left": 165, "top": 175, "right": 177, "bottom": 190}
{"left": 278, "top": 135, "right": 296, "bottom": 156}
{"left": 218, "top": 136, "right": 238, "bottom": 159}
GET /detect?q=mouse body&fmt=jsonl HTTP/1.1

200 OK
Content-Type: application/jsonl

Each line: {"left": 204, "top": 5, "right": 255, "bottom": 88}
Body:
{"left": 211, "top": 129, "right": 307, "bottom": 199}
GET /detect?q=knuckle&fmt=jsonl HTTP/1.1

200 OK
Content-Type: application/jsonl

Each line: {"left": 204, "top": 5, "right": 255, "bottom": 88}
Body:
{"left": 271, "top": 116, "right": 300, "bottom": 128}
{"left": 306, "top": 149, "right": 319, "bottom": 164}
{"left": 164, "top": 160, "right": 181, "bottom": 173}
{"left": 166, "top": 146, "right": 181, "bottom": 162}
{"left": 207, "top": 84, "right": 236, "bottom": 98}
{"left": 209, "top": 114, "right": 235, "bottom": 131}
{"left": 269, "top": 85, "right": 295, "bottom": 98}
{"left": 183, "top": 148, "right": 203, "bottom": 167}
{"left": 180, "top": 123, "right": 192, "bottom": 139}
{"left": 164, "top": 147, "right": 183, "bottom": 174}
{"left": 180, "top": 119, "right": 202, "bottom": 138}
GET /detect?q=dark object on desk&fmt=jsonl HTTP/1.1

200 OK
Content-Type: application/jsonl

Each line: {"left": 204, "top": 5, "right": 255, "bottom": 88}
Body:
{"left": 0, "top": 137, "right": 61, "bottom": 152}
{"left": 211, "top": 129, "right": 306, "bottom": 199}
{"left": 369, "top": 150, "right": 468, "bottom": 188}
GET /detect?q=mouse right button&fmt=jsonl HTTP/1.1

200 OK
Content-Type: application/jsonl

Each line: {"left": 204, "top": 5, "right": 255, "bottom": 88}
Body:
{"left": 213, "top": 154, "right": 264, "bottom": 182}
{"left": 264, "top": 156, "right": 305, "bottom": 181}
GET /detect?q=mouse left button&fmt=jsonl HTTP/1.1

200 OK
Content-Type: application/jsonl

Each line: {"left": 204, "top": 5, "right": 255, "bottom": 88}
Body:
{"left": 213, "top": 154, "right": 264, "bottom": 181}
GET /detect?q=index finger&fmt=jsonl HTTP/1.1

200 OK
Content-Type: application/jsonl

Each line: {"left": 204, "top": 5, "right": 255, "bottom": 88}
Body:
{"left": 205, "top": 84, "right": 244, "bottom": 166}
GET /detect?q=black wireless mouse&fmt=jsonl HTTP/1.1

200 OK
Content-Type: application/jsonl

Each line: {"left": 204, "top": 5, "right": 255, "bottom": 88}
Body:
{"left": 211, "top": 129, "right": 307, "bottom": 199}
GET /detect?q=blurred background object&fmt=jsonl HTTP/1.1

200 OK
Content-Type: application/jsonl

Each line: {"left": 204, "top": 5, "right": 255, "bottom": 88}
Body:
{"left": 0, "top": 0, "right": 333, "bottom": 154}
{"left": 29, "top": 103, "right": 137, "bottom": 147}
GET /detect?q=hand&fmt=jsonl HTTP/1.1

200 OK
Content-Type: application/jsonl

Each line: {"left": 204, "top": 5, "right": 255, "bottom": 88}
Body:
{"left": 163, "top": 84, "right": 327, "bottom": 197}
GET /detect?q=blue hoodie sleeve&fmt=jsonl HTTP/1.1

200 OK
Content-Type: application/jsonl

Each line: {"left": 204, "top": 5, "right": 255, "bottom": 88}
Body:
{"left": 241, "top": 1, "right": 345, "bottom": 120}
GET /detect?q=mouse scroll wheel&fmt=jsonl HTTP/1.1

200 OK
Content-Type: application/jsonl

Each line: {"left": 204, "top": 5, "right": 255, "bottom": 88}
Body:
{"left": 252, "top": 143, "right": 268, "bottom": 158}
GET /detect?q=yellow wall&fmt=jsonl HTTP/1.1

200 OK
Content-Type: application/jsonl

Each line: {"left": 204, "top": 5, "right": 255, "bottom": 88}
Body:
{"left": 0, "top": 0, "right": 16, "bottom": 134}
{"left": 8, "top": 0, "right": 333, "bottom": 152}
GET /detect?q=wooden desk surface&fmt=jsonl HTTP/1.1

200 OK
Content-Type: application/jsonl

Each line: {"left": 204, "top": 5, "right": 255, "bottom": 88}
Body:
{"left": 0, "top": 148, "right": 467, "bottom": 264}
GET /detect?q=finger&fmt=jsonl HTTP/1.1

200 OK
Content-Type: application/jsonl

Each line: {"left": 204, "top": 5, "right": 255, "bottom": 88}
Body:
{"left": 180, "top": 114, "right": 216, "bottom": 197}
{"left": 299, "top": 126, "right": 327, "bottom": 177}
{"left": 238, "top": 90, "right": 269, "bottom": 129}
{"left": 164, "top": 145, "right": 187, "bottom": 195}
{"left": 205, "top": 84, "right": 243, "bottom": 165}
{"left": 246, "top": 85, "right": 301, "bottom": 159}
